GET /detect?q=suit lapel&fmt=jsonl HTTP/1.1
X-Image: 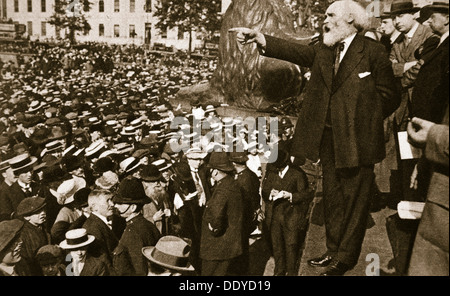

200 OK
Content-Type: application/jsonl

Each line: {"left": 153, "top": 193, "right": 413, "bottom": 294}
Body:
{"left": 318, "top": 46, "right": 334, "bottom": 93}
{"left": 426, "top": 37, "right": 448, "bottom": 63}
{"left": 332, "top": 35, "right": 364, "bottom": 93}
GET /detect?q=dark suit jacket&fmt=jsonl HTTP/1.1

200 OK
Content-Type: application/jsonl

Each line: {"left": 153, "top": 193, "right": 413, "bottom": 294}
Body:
{"left": 264, "top": 34, "right": 401, "bottom": 168}
{"left": 235, "top": 167, "right": 261, "bottom": 236}
{"left": 411, "top": 37, "right": 449, "bottom": 123}
{"left": 1, "top": 181, "right": 39, "bottom": 219}
{"left": 200, "top": 175, "right": 243, "bottom": 261}
{"left": 20, "top": 221, "right": 51, "bottom": 276}
{"left": 262, "top": 165, "right": 314, "bottom": 242}
{"left": 78, "top": 254, "right": 109, "bottom": 276}
{"left": 113, "top": 214, "right": 161, "bottom": 276}
{"left": 82, "top": 213, "right": 120, "bottom": 263}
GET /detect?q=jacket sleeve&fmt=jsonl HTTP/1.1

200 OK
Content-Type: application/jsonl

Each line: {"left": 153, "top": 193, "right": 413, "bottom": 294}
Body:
{"left": 425, "top": 124, "right": 449, "bottom": 167}
{"left": 291, "top": 169, "right": 314, "bottom": 205}
{"left": 264, "top": 35, "right": 316, "bottom": 68}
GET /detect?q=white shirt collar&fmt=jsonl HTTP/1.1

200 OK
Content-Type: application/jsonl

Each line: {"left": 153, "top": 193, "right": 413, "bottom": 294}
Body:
{"left": 439, "top": 31, "right": 449, "bottom": 46}
{"left": 390, "top": 30, "right": 402, "bottom": 44}
{"left": 405, "top": 22, "right": 419, "bottom": 39}
{"left": 339, "top": 33, "right": 357, "bottom": 63}
{"left": 17, "top": 179, "right": 30, "bottom": 189}
{"left": 92, "top": 212, "right": 113, "bottom": 229}
{"left": 279, "top": 165, "right": 289, "bottom": 178}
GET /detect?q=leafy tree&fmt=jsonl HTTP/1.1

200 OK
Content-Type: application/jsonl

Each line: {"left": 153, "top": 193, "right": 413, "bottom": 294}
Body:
{"left": 153, "top": 0, "right": 222, "bottom": 54}
{"left": 47, "top": 0, "right": 92, "bottom": 44}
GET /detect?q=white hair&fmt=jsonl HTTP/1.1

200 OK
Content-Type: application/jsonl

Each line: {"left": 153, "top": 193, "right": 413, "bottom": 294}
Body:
{"left": 335, "top": 0, "right": 371, "bottom": 32}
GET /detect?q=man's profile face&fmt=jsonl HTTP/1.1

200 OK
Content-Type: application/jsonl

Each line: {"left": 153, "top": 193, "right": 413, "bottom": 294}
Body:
{"left": 323, "top": 2, "right": 354, "bottom": 46}
{"left": 394, "top": 13, "right": 416, "bottom": 32}
{"left": 17, "top": 170, "right": 33, "bottom": 184}
{"left": 429, "top": 12, "right": 449, "bottom": 35}
{"left": 93, "top": 194, "right": 115, "bottom": 218}
{"left": 380, "top": 18, "right": 396, "bottom": 35}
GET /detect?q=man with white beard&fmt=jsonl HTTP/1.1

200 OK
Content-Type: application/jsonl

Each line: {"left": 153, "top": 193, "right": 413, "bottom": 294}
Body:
{"left": 230, "top": 0, "right": 401, "bottom": 275}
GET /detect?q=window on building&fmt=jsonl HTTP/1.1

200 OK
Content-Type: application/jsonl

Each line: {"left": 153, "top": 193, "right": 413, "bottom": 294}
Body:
{"left": 144, "top": 0, "right": 151, "bottom": 12}
{"left": 114, "top": 25, "right": 120, "bottom": 37}
{"left": 114, "top": 0, "right": 120, "bottom": 12}
{"left": 41, "top": 0, "right": 46, "bottom": 12}
{"left": 99, "top": 0, "right": 104, "bottom": 12}
{"left": 177, "top": 29, "right": 184, "bottom": 40}
{"left": 41, "top": 22, "right": 46, "bottom": 36}
{"left": 161, "top": 28, "right": 167, "bottom": 39}
{"left": 27, "top": 21, "right": 33, "bottom": 36}
{"left": 14, "top": 0, "right": 19, "bottom": 12}
{"left": 99, "top": 24, "right": 104, "bottom": 36}
{"left": 28, "top": 0, "right": 32, "bottom": 12}
{"left": 129, "top": 24, "right": 136, "bottom": 38}
{"left": 130, "top": 0, "right": 135, "bottom": 12}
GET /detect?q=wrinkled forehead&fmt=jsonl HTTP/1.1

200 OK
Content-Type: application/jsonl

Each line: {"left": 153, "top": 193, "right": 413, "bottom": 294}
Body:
{"left": 326, "top": 1, "right": 347, "bottom": 17}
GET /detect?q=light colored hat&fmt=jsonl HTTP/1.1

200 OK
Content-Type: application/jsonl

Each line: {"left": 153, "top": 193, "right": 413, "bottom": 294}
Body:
{"left": 142, "top": 235, "right": 195, "bottom": 272}
{"left": 185, "top": 147, "right": 207, "bottom": 159}
{"left": 56, "top": 177, "right": 86, "bottom": 205}
{"left": 59, "top": 228, "right": 95, "bottom": 250}
{"left": 95, "top": 171, "right": 119, "bottom": 190}
{"left": 152, "top": 159, "right": 172, "bottom": 172}
{"left": 9, "top": 153, "right": 38, "bottom": 175}
{"left": 120, "top": 126, "right": 137, "bottom": 136}
{"left": 85, "top": 140, "right": 106, "bottom": 158}
{"left": 119, "top": 157, "right": 142, "bottom": 174}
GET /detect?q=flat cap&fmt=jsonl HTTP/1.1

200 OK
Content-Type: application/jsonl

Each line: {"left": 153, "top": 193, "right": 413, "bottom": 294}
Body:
{"left": 16, "top": 196, "right": 47, "bottom": 217}
{"left": 0, "top": 219, "right": 24, "bottom": 254}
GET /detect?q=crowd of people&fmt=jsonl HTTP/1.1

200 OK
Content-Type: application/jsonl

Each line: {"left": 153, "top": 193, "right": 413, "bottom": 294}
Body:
{"left": 0, "top": 0, "right": 448, "bottom": 277}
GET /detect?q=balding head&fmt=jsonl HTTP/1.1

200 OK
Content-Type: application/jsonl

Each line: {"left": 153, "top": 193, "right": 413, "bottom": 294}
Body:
{"left": 323, "top": 0, "right": 370, "bottom": 46}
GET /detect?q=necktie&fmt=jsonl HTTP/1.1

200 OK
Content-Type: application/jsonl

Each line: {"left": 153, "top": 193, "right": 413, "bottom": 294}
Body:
{"left": 22, "top": 186, "right": 32, "bottom": 197}
{"left": 333, "top": 42, "right": 345, "bottom": 76}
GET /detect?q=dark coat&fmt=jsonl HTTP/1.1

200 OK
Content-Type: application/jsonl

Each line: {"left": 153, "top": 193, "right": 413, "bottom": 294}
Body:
{"left": 1, "top": 181, "right": 39, "bottom": 219}
{"left": 200, "top": 175, "right": 243, "bottom": 261}
{"left": 113, "top": 214, "right": 161, "bottom": 276}
{"left": 411, "top": 37, "right": 449, "bottom": 123}
{"left": 261, "top": 165, "right": 314, "bottom": 241}
{"left": 235, "top": 167, "right": 261, "bottom": 236}
{"left": 264, "top": 34, "right": 401, "bottom": 168}
{"left": 76, "top": 254, "right": 110, "bottom": 276}
{"left": 0, "top": 181, "right": 13, "bottom": 221}
{"left": 82, "top": 213, "right": 121, "bottom": 263}
{"left": 19, "top": 221, "right": 51, "bottom": 276}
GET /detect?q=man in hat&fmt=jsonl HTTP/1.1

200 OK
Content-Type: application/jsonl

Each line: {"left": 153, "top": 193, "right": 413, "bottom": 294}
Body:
{"left": 2, "top": 154, "right": 39, "bottom": 221}
{"left": 112, "top": 177, "right": 161, "bottom": 276}
{"left": 36, "top": 244, "right": 66, "bottom": 276}
{"left": 16, "top": 196, "right": 51, "bottom": 276}
{"left": 184, "top": 147, "right": 211, "bottom": 210}
{"left": 0, "top": 219, "right": 29, "bottom": 276}
{"left": 261, "top": 149, "right": 314, "bottom": 276}
{"left": 199, "top": 152, "right": 244, "bottom": 276}
{"left": 142, "top": 235, "right": 196, "bottom": 276}
{"left": 140, "top": 164, "right": 173, "bottom": 236}
{"left": 0, "top": 159, "right": 17, "bottom": 221}
{"left": 378, "top": 9, "right": 403, "bottom": 53}
{"left": 229, "top": 151, "right": 262, "bottom": 275}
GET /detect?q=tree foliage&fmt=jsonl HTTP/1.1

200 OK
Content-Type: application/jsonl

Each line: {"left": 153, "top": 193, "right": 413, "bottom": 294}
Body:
{"left": 153, "top": 0, "right": 222, "bottom": 53}
{"left": 47, "top": 0, "right": 92, "bottom": 44}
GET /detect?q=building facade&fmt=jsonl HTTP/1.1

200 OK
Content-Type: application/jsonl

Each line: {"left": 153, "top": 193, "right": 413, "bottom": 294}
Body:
{"left": 4, "top": 0, "right": 227, "bottom": 50}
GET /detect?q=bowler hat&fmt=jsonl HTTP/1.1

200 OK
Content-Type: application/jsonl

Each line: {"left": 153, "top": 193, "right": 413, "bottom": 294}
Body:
{"left": 59, "top": 228, "right": 95, "bottom": 250}
{"left": 42, "top": 165, "right": 70, "bottom": 184}
{"left": 140, "top": 164, "right": 162, "bottom": 182}
{"left": 113, "top": 177, "right": 150, "bottom": 204}
{"left": 16, "top": 196, "right": 46, "bottom": 217}
{"left": 389, "top": 0, "right": 420, "bottom": 15}
{"left": 0, "top": 219, "right": 24, "bottom": 254}
{"left": 207, "top": 152, "right": 235, "bottom": 172}
{"left": 229, "top": 151, "right": 249, "bottom": 164}
{"left": 142, "top": 235, "right": 195, "bottom": 272}
{"left": 94, "top": 157, "right": 117, "bottom": 174}
{"left": 62, "top": 155, "right": 84, "bottom": 172}
{"left": 172, "top": 161, "right": 193, "bottom": 182}
{"left": 73, "top": 187, "right": 91, "bottom": 208}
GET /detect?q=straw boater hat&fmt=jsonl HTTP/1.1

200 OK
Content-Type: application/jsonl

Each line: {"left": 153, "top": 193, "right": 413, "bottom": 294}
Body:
{"left": 119, "top": 157, "right": 142, "bottom": 174}
{"left": 184, "top": 147, "right": 207, "bottom": 160}
{"left": 59, "top": 228, "right": 95, "bottom": 250}
{"left": 142, "top": 235, "right": 195, "bottom": 272}
{"left": 9, "top": 153, "right": 38, "bottom": 176}
{"left": 85, "top": 140, "right": 107, "bottom": 159}
{"left": 152, "top": 158, "right": 172, "bottom": 172}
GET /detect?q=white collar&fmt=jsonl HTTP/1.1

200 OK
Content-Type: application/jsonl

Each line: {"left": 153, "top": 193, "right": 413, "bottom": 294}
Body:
{"left": 92, "top": 212, "right": 112, "bottom": 228}
{"left": 279, "top": 165, "right": 289, "bottom": 178}
{"left": 339, "top": 33, "right": 357, "bottom": 62}
{"left": 405, "top": 22, "right": 419, "bottom": 39}
{"left": 439, "top": 31, "right": 449, "bottom": 46}
{"left": 17, "top": 180, "right": 30, "bottom": 189}
{"left": 390, "top": 30, "right": 402, "bottom": 44}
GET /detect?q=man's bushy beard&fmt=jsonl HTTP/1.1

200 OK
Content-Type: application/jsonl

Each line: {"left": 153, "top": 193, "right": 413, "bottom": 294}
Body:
{"left": 146, "top": 186, "right": 168, "bottom": 205}
{"left": 323, "top": 20, "right": 356, "bottom": 47}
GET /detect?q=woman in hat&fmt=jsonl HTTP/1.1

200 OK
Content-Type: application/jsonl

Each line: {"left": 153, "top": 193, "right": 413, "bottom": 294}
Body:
{"left": 112, "top": 177, "right": 161, "bottom": 276}
{"left": 60, "top": 228, "right": 109, "bottom": 276}
{"left": 0, "top": 219, "right": 29, "bottom": 276}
